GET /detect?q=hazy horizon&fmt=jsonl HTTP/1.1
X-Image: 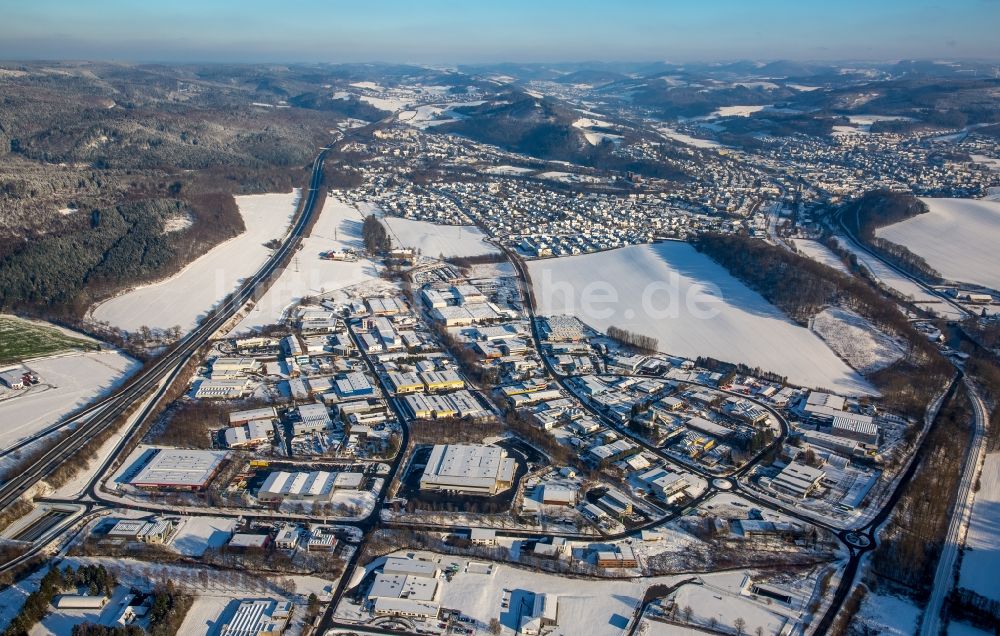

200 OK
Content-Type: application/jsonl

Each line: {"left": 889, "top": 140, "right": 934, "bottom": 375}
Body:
{"left": 2, "top": 0, "right": 998, "bottom": 65}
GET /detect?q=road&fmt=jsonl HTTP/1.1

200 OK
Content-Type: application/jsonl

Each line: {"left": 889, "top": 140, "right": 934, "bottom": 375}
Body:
{"left": 835, "top": 205, "right": 969, "bottom": 319}
{"left": 919, "top": 378, "right": 988, "bottom": 636}
{"left": 0, "top": 144, "right": 333, "bottom": 514}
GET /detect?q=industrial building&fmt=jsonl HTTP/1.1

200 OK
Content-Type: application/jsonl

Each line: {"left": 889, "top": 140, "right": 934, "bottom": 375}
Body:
{"left": 106, "top": 517, "right": 175, "bottom": 544}
{"left": 229, "top": 407, "right": 277, "bottom": 425}
{"left": 256, "top": 470, "right": 364, "bottom": 504}
{"left": 770, "top": 461, "right": 825, "bottom": 499}
{"left": 369, "top": 557, "right": 441, "bottom": 619}
{"left": 195, "top": 379, "right": 251, "bottom": 399}
{"left": 220, "top": 599, "right": 292, "bottom": 636}
{"left": 127, "top": 448, "right": 228, "bottom": 491}
{"left": 419, "top": 369, "right": 464, "bottom": 392}
{"left": 595, "top": 545, "right": 638, "bottom": 568}
{"left": 419, "top": 444, "right": 516, "bottom": 495}
{"left": 223, "top": 420, "right": 273, "bottom": 448}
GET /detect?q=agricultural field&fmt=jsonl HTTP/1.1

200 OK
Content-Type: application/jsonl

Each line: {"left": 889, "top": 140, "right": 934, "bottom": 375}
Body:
{"left": 528, "top": 242, "right": 874, "bottom": 394}
{"left": 90, "top": 190, "right": 300, "bottom": 333}
{"left": 231, "top": 196, "right": 381, "bottom": 333}
{"left": 0, "top": 315, "right": 97, "bottom": 366}
{"left": 0, "top": 350, "right": 140, "bottom": 450}
{"left": 379, "top": 215, "right": 500, "bottom": 259}
{"left": 791, "top": 239, "right": 850, "bottom": 275}
{"left": 876, "top": 197, "right": 1000, "bottom": 291}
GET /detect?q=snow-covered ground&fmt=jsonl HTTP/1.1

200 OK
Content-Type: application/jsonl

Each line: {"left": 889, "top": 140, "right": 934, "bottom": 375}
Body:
{"left": 792, "top": 239, "right": 850, "bottom": 275}
{"left": 0, "top": 565, "right": 48, "bottom": 631}
{"left": 397, "top": 101, "right": 484, "bottom": 129}
{"left": 958, "top": 452, "right": 1000, "bottom": 601}
{"left": 714, "top": 105, "right": 768, "bottom": 117}
{"left": 657, "top": 126, "right": 723, "bottom": 149}
{"left": 876, "top": 197, "right": 1000, "bottom": 290}
{"left": 811, "top": 307, "right": 905, "bottom": 374}
{"left": 483, "top": 165, "right": 535, "bottom": 176}
{"left": 171, "top": 516, "right": 238, "bottom": 557}
{"left": 91, "top": 191, "right": 299, "bottom": 332}
{"left": 0, "top": 350, "right": 139, "bottom": 451}
{"left": 339, "top": 552, "right": 664, "bottom": 636}
{"left": 832, "top": 238, "right": 964, "bottom": 319}
{"left": 528, "top": 242, "right": 874, "bottom": 394}
{"left": 852, "top": 591, "right": 921, "bottom": 636}
{"left": 230, "top": 195, "right": 380, "bottom": 333}
{"left": 970, "top": 154, "right": 1000, "bottom": 171}
{"left": 380, "top": 216, "right": 499, "bottom": 259}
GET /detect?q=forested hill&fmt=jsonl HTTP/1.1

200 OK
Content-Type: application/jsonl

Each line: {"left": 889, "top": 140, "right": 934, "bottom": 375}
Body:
{"left": 0, "top": 195, "right": 243, "bottom": 315}
{"left": 841, "top": 190, "right": 928, "bottom": 239}
{"left": 691, "top": 232, "right": 951, "bottom": 416}
{"left": 840, "top": 190, "right": 940, "bottom": 280}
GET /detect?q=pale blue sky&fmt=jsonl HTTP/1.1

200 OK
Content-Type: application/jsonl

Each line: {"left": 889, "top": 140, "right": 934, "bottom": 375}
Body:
{"left": 1, "top": 0, "right": 997, "bottom": 63}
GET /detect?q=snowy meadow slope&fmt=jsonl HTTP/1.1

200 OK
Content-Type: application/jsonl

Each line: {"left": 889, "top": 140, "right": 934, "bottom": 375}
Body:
{"left": 91, "top": 191, "right": 300, "bottom": 332}
{"left": 529, "top": 242, "right": 875, "bottom": 395}
{"left": 876, "top": 197, "right": 1000, "bottom": 291}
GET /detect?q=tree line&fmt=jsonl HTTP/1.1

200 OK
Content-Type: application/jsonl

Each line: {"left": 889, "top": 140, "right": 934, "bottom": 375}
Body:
{"left": 607, "top": 325, "right": 659, "bottom": 353}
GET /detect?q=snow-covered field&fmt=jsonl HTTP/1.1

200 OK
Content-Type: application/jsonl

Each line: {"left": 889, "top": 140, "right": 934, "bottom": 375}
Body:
{"left": 528, "top": 242, "right": 874, "bottom": 394}
{"left": 970, "top": 154, "right": 1000, "bottom": 171}
{"left": 230, "top": 196, "right": 380, "bottom": 333}
{"left": 876, "top": 197, "right": 1000, "bottom": 290}
{"left": 0, "top": 350, "right": 139, "bottom": 451}
{"left": 852, "top": 591, "right": 921, "bottom": 636}
{"left": 398, "top": 101, "right": 484, "bottom": 129}
{"left": 380, "top": 216, "right": 499, "bottom": 258}
{"left": 91, "top": 191, "right": 299, "bottom": 332}
{"left": 483, "top": 165, "right": 535, "bottom": 176}
{"left": 657, "top": 125, "right": 723, "bottom": 149}
{"left": 959, "top": 452, "right": 1000, "bottom": 601}
{"left": 714, "top": 105, "right": 768, "bottom": 117}
{"left": 811, "top": 307, "right": 905, "bottom": 374}
{"left": 792, "top": 239, "right": 850, "bottom": 275}
{"left": 832, "top": 238, "right": 964, "bottom": 319}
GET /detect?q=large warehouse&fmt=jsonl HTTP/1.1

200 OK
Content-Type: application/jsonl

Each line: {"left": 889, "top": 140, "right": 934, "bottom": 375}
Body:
{"left": 419, "top": 444, "right": 516, "bottom": 496}
{"left": 128, "top": 448, "right": 229, "bottom": 491}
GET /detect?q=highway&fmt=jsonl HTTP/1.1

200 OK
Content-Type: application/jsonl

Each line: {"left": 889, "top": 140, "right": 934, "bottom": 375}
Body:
{"left": 919, "top": 378, "right": 988, "bottom": 636}
{"left": 0, "top": 145, "right": 333, "bottom": 514}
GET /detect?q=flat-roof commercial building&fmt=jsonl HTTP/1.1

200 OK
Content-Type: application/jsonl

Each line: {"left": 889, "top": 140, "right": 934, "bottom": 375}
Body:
{"left": 223, "top": 420, "right": 273, "bottom": 448}
{"left": 596, "top": 545, "right": 637, "bottom": 568}
{"left": 195, "top": 379, "right": 251, "bottom": 399}
{"left": 419, "top": 444, "right": 516, "bottom": 496}
{"left": 770, "top": 461, "right": 825, "bottom": 499}
{"left": 128, "top": 449, "right": 228, "bottom": 491}
{"left": 256, "top": 470, "right": 364, "bottom": 504}
{"left": 220, "top": 599, "right": 292, "bottom": 636}
{"left": 107, "top": 518, "right": 175, "bottom": 544}
{"left": 419, "top": 369, "right": 464, "bottom": 392}
{"left": 831, "top": 416, "right": 879, "bottom": 445}
{"left": 386, "top": 371, "right": 423, "bottom": 395}
{"left": 369, "top": 557, "right": 440, "bottom": 619}
{"left": 229, "top": 407, "right": 277, "bottom": 425}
